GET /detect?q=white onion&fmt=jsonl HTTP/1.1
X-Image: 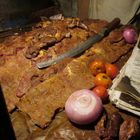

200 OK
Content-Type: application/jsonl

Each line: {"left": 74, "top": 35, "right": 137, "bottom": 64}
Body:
{"left": 65, "top": 89, "right": 103, "bottom": 125}
{"left": 123, "top": 28, "right": 137, "bottom": 44}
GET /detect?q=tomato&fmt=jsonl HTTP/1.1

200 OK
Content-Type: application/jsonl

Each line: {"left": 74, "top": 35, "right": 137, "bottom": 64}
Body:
{"left": 89, "top": 60, "right": 106, "bottom": 76}
{"left": 94, "top": 73, "right": 112, "bottom": 88}
{"left": 93, "top": 86, "right": 108, "bottom": 102}
{"left": 105, "top": 63, "right": 119, "bottom": 79}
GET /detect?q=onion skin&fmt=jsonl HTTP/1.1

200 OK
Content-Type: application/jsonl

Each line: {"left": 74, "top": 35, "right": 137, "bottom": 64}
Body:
{"left": 123, "top": 28, "right": 137, "bottom": 44}
{"left": 65, "top": 89, "right": 103, "bottom": 125}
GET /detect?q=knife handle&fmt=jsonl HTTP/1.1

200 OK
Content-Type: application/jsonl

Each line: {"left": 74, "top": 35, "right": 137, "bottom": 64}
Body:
{"left": 105, "top": 18, "right": 121, "bottom": 34}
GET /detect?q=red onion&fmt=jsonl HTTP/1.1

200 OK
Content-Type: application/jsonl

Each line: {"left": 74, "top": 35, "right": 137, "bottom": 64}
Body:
{"left": 123, "top": 28, "right": 137, "bottom": 44}
{"left": 65, "top": 89, "right": 103, "bottom": 125}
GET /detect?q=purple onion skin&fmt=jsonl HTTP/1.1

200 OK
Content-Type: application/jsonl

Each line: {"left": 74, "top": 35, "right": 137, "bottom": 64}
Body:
{"left": 123, "top": 28, "right": 137, "bottom": 44}
{"left": 65, "top": 89, "right": 103, "bottom": 125}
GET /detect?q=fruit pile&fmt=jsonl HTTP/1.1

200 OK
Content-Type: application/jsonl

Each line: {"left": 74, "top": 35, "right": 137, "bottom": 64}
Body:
{"left": 89, "top": 60, "right": 119, "bottom": 103}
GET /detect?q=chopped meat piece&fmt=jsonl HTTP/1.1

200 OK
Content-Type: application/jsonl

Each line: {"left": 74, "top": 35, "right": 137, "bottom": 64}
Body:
{"left": 24, "top": 27, "right": 70, "bottom": 59}
{"left": 106, "top": 112, "right": 122, "bottom": 138}
{"left": 95, "top": 112, "right": 108, "bottom": 138}
{"left": 95, "top": 112, "right": 123, "bottom": 139}
{"left": 108, "top": 29, "right": 123, "bottom": 44}
{"left": 85, "top": 30, "right": 133, "bottom": 63}
{"left": 24, "top": 18, "right": 89, "bottom": 59}
{"left": 119, "top": 118, "right": 140, "bottom": 140}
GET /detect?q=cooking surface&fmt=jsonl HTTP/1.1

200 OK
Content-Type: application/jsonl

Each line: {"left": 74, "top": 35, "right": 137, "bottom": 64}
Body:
{"left": 0, "top": 17, "right": 139, "bottom": 139}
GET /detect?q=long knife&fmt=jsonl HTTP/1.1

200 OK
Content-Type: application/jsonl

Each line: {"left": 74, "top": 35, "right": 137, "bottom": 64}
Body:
{"left": 37, "top": 18, "right": 120, "bottom": 69}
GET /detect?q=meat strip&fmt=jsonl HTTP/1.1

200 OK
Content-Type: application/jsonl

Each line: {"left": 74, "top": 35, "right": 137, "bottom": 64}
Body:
{"left": 119, "top": 118, "right": 140, "bottom": 140}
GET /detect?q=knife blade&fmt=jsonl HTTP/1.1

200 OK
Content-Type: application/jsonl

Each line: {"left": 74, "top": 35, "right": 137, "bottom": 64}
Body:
{"left": 37, "top": 18, "right": 120, "bottom": 69}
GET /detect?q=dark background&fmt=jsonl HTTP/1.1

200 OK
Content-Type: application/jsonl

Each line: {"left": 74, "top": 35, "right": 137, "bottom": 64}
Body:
{"left": 0, "top": 0, "right": 55, "bottom": 18}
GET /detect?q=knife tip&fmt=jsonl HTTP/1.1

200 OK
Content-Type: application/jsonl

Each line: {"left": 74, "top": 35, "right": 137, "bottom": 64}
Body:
{"left": 36, "top": 62, "right": 48, "bottom": 69}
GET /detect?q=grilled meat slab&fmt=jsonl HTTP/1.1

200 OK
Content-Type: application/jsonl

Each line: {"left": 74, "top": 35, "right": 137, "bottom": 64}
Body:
{"left": 18, "top": 58, "right": 94, "bottom": 128}
{"left": 17, "top": 29, "right": 134, "bottom": 128}
{"left": 0, "top": 18, "right": 135, "bottom": 128}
